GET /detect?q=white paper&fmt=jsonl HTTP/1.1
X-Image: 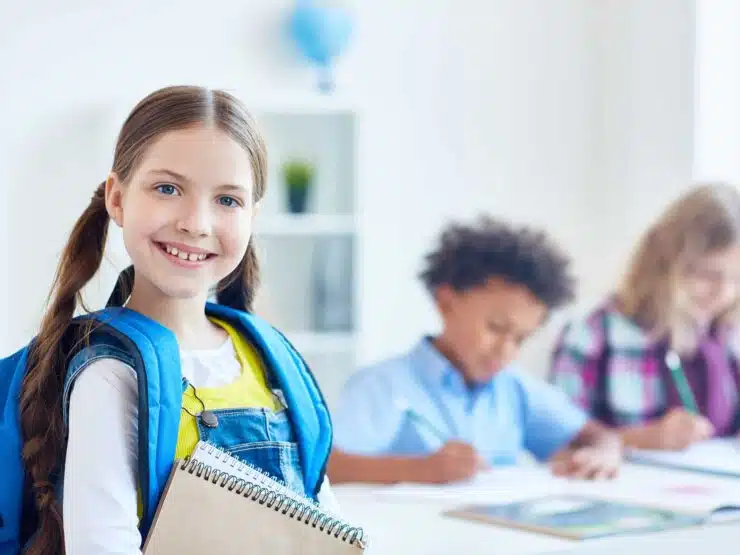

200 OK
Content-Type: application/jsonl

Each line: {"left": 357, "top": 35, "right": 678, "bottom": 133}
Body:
{"left": 628, "top": 438, "right": 740, "bottom": 477}
{"left": 373, "top": 466, "right": 565, "bottom": 504}
{"left": 371, "top": 460, "right": 740, "bottom": 515}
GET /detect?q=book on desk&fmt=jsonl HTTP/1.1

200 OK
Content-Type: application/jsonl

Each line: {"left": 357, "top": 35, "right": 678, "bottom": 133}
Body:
{"left": 444, "top": 494, "right": 740, "bottom": 540}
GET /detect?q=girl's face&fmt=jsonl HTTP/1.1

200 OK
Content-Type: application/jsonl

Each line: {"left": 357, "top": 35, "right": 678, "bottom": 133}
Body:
{"left": 679, "top": 244, "right": 740, "bottom": 326}
{"left": 106, "top": 125, "right": 256, "bottom": 302}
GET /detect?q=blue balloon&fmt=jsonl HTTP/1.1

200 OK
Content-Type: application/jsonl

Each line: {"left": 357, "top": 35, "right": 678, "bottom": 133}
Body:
{"left": 289, "top": 2, "right": 353, "bottom": 69}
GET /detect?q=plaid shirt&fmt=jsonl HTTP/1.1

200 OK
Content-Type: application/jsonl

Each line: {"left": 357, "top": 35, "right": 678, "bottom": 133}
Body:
{"left": 550, "top": 303, "right": 740, "bottom": 428}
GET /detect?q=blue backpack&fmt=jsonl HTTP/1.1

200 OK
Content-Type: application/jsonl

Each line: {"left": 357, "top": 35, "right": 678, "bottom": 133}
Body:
{"left": 0, "top": 302, "right": 333, "bottom": 554}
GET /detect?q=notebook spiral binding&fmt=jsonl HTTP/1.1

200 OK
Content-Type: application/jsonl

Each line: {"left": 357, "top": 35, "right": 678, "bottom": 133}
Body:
{"left": 181, "top": 446, "right": 367, "bottom": 549}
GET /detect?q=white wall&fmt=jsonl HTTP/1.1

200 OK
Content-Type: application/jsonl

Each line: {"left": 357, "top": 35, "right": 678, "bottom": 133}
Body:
{"left": 0, "top": 1, "right": 698, "bottom": 381}
{"left": 0, "top": 164, "right": 8, "bottom": 355}
{"left": 581, "top": 0, "right": 696, "bottom": 305}
{"left": 693, "top": 0, "right": 740, "bottom": 182}
{"left": 354, "top": 0, "right": 598, "bottom": 374}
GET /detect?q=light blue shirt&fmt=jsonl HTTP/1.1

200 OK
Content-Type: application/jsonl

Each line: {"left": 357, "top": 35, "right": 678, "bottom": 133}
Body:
{"left": 333, "top": 338, "right": 589, "bottom": 464}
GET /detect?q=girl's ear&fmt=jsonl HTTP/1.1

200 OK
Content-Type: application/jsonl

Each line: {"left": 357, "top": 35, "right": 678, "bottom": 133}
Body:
{"left": 105, "top": 173, "right": 124, "bottom": 227}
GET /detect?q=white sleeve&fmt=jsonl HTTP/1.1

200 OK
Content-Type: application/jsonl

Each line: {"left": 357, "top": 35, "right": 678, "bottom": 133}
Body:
{"left": 63, "top": 358, "right": 142, "bottom": 555}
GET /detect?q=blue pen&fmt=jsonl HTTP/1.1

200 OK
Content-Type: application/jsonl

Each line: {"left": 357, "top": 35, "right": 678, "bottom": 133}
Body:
{"left": 406, "top": 409, "right": 450, "bottom": 445}
{"left": 393, "top": 398, "right": 505, "bottom": 467}
{"left": 665, "top": 351, "right": 699, "bottom": 414}
{"left": 393, "top": 397, "right": 448, "bottom": 444}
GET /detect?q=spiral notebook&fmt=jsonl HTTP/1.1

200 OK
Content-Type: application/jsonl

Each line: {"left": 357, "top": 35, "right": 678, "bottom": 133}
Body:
{"left": 142, "top": 441, "right": 368, "bottom": 554}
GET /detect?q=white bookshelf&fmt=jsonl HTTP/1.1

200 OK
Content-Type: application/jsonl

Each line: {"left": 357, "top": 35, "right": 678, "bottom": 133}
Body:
{"left": 256, "top": 214, "right": 356, "bottom": 236}
{"left": 249, "top": 97, "right": 360, "bottom": 410}
{"left": 233, "top": 91, "right": 358, "bottom": 116}
{"left": 285, "top": 331, "right": 356, "bottom": 355}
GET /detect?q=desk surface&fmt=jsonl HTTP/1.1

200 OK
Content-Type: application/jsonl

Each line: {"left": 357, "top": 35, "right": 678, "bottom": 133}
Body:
{"left": 332, "top": 463, "right": 740, "bottom": 555}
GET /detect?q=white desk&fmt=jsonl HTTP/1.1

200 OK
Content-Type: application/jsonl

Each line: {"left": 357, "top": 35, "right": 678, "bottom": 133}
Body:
{"left": 332, "top": 463, "right": 740, "bottom": 555}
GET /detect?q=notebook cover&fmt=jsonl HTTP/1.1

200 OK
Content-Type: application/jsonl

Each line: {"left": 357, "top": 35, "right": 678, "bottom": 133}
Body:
{"left": 444, "top": 495, "right": 705, "bottom": 540}
{"left": 142, "top": 462, "right": 366, "bottom": 555}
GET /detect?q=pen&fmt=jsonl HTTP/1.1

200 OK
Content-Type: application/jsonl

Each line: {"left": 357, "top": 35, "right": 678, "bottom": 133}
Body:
{"left": 393, "top": 398, "right": 496, "bottom": 467}
{"left": 665, "top": 350, "right": 699, "bottom": 414}
{"left": 405, "top": 410, "right": 500, "bottom": 468}
{"left": 393, "top": 398, "right": 449, "bottom": 444}
{"left": 405, "top": 409, "right": 450, "bottom": 445}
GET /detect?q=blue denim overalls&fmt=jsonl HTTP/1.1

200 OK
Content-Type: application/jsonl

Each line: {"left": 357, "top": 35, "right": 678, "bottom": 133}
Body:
{"left": 185, "top": 377, "right": 306, "bottom": 496}
{"left": 62, "top": 341, "right": 307, "bottom": 497}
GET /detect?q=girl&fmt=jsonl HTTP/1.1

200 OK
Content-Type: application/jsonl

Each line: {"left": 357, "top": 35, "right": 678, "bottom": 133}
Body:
{"left": 18, "top": 86, "right": 338, "bottom": 555}
{"left": 551, "top": 183, "right": 740, "bottom": 451}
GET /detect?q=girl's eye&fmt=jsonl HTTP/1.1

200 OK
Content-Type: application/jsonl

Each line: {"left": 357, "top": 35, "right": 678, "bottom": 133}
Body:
{"left": 218, "top": 196, "right": 241, "bottom": 208}
{"left": 156, "top": 183, "right": 179, "bottom": 196}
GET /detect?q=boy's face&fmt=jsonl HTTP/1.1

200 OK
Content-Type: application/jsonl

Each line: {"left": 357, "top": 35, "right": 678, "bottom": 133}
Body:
{"left": 436, "top": 277, "right": 547, "bottom": 384}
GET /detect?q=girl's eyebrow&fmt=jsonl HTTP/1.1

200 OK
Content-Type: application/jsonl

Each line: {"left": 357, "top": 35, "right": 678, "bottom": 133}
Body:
{"left": 217, "top": 184, "right": 248, "bottom": 193}
{"left": 148, "top": 168, "right": 190, "bottom": 182}
{"left": 148, "top": 169, "right": 247, "bottom": 192}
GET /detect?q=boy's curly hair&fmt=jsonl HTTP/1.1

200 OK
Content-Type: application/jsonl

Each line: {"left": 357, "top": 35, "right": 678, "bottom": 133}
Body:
{"left": 419, "top": 215, "right": 576, "bottom": 310}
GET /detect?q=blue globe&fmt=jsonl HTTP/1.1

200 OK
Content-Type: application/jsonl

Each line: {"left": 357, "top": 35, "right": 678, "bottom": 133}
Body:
{"left": 288, "top": 1, "right": 353, "bottom": 92}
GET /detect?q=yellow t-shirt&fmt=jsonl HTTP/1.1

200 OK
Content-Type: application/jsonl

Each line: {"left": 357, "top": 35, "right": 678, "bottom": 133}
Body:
{"left": 174, "top": 317, "right": 279, "bottom": 459}
{"left": 139, "top": 319, "right": 279, "bottom": 518}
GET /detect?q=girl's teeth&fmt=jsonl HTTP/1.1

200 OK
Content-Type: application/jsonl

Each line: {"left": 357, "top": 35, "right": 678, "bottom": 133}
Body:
{"left": 164, "top": 244, "right": 208, "bottom": 262}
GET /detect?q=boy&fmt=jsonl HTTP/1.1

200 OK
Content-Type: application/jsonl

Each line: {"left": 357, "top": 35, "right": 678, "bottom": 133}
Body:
{"left": 328, "top": 216, "right": 622, "bottom": 484}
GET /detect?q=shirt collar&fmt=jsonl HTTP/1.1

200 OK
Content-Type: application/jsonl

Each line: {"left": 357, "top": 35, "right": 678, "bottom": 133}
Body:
{"left": 410, "top": 336, "right": 494, "bottom": 393}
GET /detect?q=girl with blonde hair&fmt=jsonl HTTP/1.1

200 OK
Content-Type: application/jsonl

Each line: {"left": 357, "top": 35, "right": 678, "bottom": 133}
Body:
{"left": 551, "top": 183, "right": 740, "bottom": 450}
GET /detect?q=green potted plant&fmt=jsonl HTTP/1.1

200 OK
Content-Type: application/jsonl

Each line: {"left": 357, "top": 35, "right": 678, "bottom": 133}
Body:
{"left": 281, "top": 158, "right": 315, "bottom": 214}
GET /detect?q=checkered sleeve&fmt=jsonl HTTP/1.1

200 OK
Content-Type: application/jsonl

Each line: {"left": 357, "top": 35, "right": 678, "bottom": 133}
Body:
{"left": 549, "top": 311, "right": 607, "bottom": 413}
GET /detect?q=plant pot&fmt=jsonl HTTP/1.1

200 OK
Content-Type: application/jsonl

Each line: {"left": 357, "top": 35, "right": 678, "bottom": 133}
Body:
{"left": 287, "top": 185, "right": 310, "bottom": 214}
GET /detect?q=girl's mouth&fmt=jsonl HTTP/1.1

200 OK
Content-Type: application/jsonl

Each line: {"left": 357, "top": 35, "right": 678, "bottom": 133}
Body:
{"left": 155, "top": 242, "right": 216, "bottom": 266}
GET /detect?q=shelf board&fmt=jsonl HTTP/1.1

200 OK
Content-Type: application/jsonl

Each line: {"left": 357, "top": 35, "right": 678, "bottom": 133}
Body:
{"left": 246, "top": 95, "right": 359, "bottom": 116}
{"left": 256, "top": 214, "right": 356, "bottom": 236}
{"left": 282, "top": 331, "right": 356, "bottom": 355}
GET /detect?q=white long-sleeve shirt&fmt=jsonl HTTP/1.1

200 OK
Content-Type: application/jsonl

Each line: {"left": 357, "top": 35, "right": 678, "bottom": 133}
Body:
{"left": 62, "top": 337, "right": 340, "bottom": 555}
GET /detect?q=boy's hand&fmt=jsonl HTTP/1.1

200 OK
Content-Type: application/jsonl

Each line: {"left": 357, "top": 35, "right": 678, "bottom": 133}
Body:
{"left": 420, "top": 441, "right": 487, "bottom": 484}
{"left": 550, "top": 442, "right": 621, "bottom": 480}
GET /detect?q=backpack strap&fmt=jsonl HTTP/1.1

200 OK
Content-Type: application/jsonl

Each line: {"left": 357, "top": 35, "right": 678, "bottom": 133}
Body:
{"left": 62, "top": 308, "right": 182, "bottom": 540}
{"left": 204, "top": 303, "right": 332, "bottom": 497}
{"left": 0, "top": 347, "right": 31, "bottom": 552}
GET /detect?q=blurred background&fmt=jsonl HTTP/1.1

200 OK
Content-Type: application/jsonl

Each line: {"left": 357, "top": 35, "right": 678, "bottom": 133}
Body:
{"left": 1, "top": 0, "right": 739, "bottom": 410}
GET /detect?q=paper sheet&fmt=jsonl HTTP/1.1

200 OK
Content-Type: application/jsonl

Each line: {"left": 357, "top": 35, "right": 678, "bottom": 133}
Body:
{"left": 373, "top": 466, "right": 566, "bottom": 504}
{"left": 371, "top": 459, "right": 740, "bottom": 514}
{"left": 628, "top": 438, "right": 740, "bottom": 478}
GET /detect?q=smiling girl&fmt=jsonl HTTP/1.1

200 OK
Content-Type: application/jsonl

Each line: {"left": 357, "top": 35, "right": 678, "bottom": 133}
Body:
{"left": 15, "top": 86, "right": 336, "bottom": 554}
